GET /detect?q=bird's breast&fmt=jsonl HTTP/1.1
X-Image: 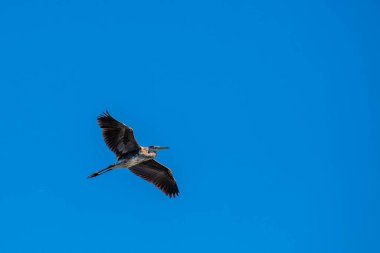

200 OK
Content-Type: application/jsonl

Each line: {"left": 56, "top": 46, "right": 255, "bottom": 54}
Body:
{"left": 120, "top": 154, "right": 152, "bottom": 167}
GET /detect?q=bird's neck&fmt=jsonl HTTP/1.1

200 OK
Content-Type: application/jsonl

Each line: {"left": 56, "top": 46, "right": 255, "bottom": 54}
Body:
{"left": 141, "top": 147, "right": 157, "bottom": 158}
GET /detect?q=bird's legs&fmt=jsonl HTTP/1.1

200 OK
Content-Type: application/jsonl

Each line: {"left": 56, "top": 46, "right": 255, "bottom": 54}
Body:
{"left": 88, "top": 165, "right": 114, "bottom": 178}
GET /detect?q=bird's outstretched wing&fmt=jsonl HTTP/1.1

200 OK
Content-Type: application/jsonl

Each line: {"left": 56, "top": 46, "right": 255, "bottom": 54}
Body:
{"left": 129, "top": 160, "right": 179, "bottom": 197}
{"left": 97, "top": 111, "right": 140, "bottom": 159}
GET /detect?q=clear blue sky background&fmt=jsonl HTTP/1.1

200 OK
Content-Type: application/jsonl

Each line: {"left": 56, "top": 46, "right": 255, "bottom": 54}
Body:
{"left": 0, "top": 1, "right": 379, "bottom": 252}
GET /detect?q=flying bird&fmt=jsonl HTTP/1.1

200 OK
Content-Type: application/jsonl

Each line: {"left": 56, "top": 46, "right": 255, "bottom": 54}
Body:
{"left": 88, "top": 111, "right": 179, "bottom": 197}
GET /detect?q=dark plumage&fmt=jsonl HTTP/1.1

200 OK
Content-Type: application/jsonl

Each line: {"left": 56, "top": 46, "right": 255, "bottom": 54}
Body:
{"left": 130, "top": 160, "right": 179, "bottom": 198}
{"left": 89, "top": 111, "right": 179, "bottom": 198}
{"left": 97, "top": 111, "right": 140, "bottom": 159}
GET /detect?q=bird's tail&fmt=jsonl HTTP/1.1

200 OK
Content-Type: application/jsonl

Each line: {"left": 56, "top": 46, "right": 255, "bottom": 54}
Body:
{"left": 87, "top": 164, "right": 115, "bottom": 178}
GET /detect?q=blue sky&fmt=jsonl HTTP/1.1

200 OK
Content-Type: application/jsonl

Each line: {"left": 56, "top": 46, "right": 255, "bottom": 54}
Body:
{"left": 0, "top": 0, "right": 379, "bottom": 252}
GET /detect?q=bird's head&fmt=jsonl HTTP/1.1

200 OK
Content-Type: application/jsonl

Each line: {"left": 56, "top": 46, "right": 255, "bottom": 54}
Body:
{"left": 148, "top": 145, "right": 170, "bottom": 153}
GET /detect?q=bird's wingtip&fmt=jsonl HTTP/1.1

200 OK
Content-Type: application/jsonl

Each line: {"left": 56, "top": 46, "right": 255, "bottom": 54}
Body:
{"left": 168, "top": 191, "right": 180, "bottom": 198}
{"left": 97, "top": 110, "right": 112, "bottom": 120}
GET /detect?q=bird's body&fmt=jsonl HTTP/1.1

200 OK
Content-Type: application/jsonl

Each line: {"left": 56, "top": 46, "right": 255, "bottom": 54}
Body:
{"left": 88, "top": 111, "right": 179, "bottom": 198}
{"left": 110, "top": 147, "right": 157, "bottom": 169}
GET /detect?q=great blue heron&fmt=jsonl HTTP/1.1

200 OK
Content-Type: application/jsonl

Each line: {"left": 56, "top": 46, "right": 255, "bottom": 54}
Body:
{"left": 88, "top": 111, "right": 179, "bottom": 198}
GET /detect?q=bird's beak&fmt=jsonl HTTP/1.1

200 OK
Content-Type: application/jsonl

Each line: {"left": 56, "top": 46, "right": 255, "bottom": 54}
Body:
{"left": 155, "top": 146, "right": 170, "bottom": 150}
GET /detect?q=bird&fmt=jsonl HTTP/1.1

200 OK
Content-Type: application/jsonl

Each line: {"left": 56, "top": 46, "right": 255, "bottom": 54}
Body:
{"left": 88, "top": 111, "right": 179, "bottom": 198}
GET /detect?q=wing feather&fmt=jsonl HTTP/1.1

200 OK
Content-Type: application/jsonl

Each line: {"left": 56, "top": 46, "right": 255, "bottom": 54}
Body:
{"left": 97, "top": 111, "right": 140, "bottom": 159}
{"left": 129, "top": 160, "right": 179, "bottom": 197}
